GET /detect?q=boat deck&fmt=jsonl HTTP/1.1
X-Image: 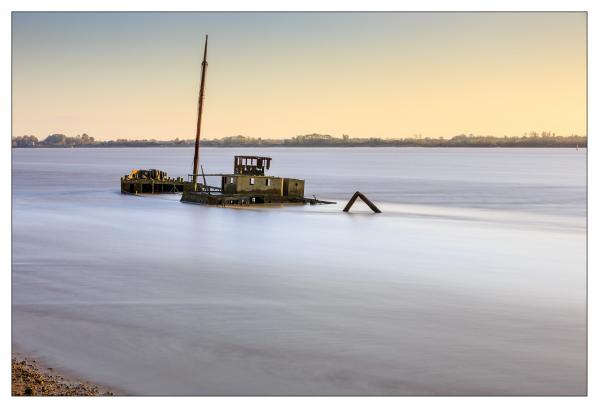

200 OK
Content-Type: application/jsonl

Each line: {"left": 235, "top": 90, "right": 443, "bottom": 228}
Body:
{"left": 120, "top": 178, "right": 192, "bottom": 194}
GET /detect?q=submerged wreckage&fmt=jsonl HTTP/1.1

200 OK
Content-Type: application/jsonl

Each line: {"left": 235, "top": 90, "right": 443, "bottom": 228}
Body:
{"left": 120, "top": 35, "right": 334, "bottom": 207}
{"left": 181, "top": 155, "right": 313, "bottom": 205}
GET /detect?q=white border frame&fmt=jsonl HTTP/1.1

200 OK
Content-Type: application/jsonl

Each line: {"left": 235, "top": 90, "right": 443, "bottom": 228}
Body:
{"left": 2, "top": 1, "right": 595, "bottom": 407}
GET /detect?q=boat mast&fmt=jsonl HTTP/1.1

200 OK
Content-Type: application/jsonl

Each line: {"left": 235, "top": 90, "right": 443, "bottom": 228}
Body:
{"left": 192, "top": 35, "right": 208, "bottom": 190}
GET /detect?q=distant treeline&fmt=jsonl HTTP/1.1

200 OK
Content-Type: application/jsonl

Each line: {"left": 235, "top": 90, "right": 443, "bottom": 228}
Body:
{"left": 12, "top": 132, "right": 587, "bottom": 148}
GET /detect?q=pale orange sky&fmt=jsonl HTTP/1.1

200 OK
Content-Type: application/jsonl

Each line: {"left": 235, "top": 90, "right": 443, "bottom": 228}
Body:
{"left": 12, "top": 12, "right": 587, "bottom": 140}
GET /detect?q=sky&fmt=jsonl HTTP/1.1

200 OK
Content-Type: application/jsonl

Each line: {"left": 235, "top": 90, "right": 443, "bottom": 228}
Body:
{"left": 12, "top": 12, "right": 587, "bottom": 140}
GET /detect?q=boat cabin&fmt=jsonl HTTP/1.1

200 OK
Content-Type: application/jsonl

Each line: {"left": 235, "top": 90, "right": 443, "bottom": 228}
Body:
{"left": 220, "top": 156, "right": 304, "bottom": 199}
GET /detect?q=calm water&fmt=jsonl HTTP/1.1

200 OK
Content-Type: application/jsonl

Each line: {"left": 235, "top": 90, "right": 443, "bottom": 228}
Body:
{"left": 12, "top": 147, "right": 586, "bottom": 395}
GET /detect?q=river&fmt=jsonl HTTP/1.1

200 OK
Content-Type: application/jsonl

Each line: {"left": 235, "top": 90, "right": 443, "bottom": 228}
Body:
{"left": 11, "top": 147, "right": 587, "bottom": 395}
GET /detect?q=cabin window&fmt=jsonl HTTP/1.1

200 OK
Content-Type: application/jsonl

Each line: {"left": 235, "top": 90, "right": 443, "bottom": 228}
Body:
{"left": 250, "top": 178, "right": 255, "bottom": 185}
{"left": 266, "top": 178, "right": 271, "bottom": 186}
{"left": 230, "top": 177, "right": 235, "bottom": 184}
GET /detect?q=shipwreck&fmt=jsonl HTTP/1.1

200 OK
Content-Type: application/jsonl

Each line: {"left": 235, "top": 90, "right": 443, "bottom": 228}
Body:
{"left": 121, "top": 35, "right": 334, "bottom": 207}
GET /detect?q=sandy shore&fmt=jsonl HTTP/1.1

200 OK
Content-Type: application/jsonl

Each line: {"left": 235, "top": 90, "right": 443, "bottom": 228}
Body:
{"left": 12, "top": 352, "right": 116, "bottom": 396}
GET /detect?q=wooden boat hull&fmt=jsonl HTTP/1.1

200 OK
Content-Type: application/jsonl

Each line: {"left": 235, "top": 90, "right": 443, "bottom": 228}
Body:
{"left": 181, "top": 191, "right": 334, "bottom": 206}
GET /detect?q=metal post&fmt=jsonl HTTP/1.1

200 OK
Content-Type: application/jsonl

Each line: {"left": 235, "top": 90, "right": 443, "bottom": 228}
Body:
{"left": 201, "top": 165, "right": 208, "bottom": 193}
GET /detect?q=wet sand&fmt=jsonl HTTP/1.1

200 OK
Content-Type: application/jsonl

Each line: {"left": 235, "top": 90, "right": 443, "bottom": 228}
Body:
{"left": 12, "top": 352, "right": 116, "bottom": 396}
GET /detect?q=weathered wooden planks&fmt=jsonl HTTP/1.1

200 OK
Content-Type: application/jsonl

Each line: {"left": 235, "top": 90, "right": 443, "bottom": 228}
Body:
{"left": 343, "top": 191, "right": 382, "bottom": 213}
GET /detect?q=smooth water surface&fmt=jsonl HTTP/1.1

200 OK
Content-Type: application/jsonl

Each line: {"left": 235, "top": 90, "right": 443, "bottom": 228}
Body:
{"left": 12, "top": 147, "right": 586, "bottom": 395}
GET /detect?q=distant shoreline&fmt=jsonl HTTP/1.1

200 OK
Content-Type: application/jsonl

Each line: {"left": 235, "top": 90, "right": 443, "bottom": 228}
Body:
{"left": 12, "top": 134, "right": 587, "bottom": 149}
{"left": 11, "top": 144, "right": 587, "bottom": 149}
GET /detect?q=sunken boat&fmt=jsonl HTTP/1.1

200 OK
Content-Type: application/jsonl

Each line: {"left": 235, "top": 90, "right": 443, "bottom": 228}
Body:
{"left": 181, "top": 155, "right": 310, "bottom": 206}
{"left": 121, "top": 35, "right": 333, "bottom": 207}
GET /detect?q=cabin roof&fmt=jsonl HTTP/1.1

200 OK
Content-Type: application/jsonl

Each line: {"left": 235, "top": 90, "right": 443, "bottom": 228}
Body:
{"left": 234, "top": 155, "right": 272, "bottom": 160}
